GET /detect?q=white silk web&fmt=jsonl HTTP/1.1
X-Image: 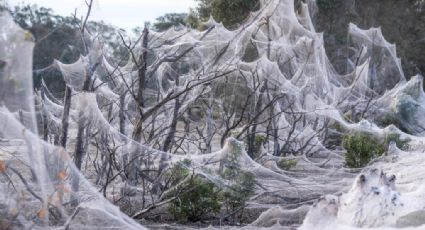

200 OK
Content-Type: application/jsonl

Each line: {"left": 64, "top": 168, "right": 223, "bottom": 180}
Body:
{"left": 2, "top": 0, "right": 425, "bottom": 229}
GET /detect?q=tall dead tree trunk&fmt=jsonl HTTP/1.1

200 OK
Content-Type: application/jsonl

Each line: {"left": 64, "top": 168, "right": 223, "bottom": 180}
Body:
{"left": 72, "top": 62, "right": 98, "bottom": 204}
{"left": 40, "top": 88, "right": 48, "bottom": 142}
{"left": 162, "top": 97, "right": 180, "bottom": 152}
{"left": 206, "top": 93, "right": 213, "bottom": 153}
{"left": 127, "top": 26, "right": 149, "bottom": 186}
{"left": 119, "top": 92, "right": 126, "bottom": 136}
{"left": 60, "top": 85, "right": 72, "bottom": 148}
{"left": 247, "top": 81, "right": 266, "bottom": 158}
{"left": 132, "top": 27, "right": 149, "bottom": 142}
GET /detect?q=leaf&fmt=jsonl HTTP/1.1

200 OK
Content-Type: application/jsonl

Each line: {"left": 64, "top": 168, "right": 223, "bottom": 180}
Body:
{"left": 37, "top": 208, "right": 46, "bottom": 219}
{"left": 57, "top": 170, "right": 67, "bottom": 180}
{"left": 0, "top": 161, "right": 6, "bottom": 173}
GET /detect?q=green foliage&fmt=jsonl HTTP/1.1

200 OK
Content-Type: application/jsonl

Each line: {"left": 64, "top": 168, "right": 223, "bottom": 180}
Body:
{"left": 195, "top": 0, "right": 259, "bottom": 28}
{"left": 219, "top": 139, "right": 256, "bottom": 223}
{"left": 277, "top": 158, "right": 298, "bottom": 170}
{"left": 343, "top": 133, "right": 386, "bottom": 168}
{"left": 186, "top": 8, "right": 201, "bottom": 29}
{"left": 385, "top": 133, "right": 410, "bottom": 151}
{"left": 253, "top": 134, "right": 267, "bottom": 157}
{"left": 375, "top": 114, "right": 397, "bottom": 128}
{"left": 153, "top": 13, "right": 188, "bottom": 32}
{"left": 221, "top": 171, "right": 255, "bottom": 223}
{"left": 374, "top": 114, "right": 410, "bottom": 134}
{"left": 169, "top": 176, "right": 221, "bottom": 222}
{"left": 166, "top": 159, "right": 192, "bottom": 187}
{"left": 7, "top": 4, "right": 128, "bottom": 94}
{"left": 167, "top": 159, "right": 220, "bottom": 222}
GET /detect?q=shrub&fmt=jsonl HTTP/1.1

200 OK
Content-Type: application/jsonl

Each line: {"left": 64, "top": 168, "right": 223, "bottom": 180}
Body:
{"left": 343, "top": 133, "right": 386, "bottom": 168}
{"left": 169, "top": 176, "right": 221, "bottom": 222}
{"left": 165, "top": 159, "right": 192, "bottom": 188}
{"left": 375, "top": 114, "right": 409, "bottom": 133}
{"left": 168, "top": 140, "right": 256, "bottom": 224}
{"left": 277, "top": 158, "right": 298, "bottom": 170}
{"left": 219, "top": 139, "right": 256, "bottom": 223}
{"left": 221, "top": 170, "right": 255, "bottom": 223}
{"left": 253, "top": 134, "right": 267, "bottom": 157}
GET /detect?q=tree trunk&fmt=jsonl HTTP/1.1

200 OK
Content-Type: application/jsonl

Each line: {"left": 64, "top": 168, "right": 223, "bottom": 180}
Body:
{"left": 40, "top": 88, "right": 48, "bottom": 142}
{"left": 60, "top": 85, "right": 72, "bottom": 148}
{"left": 127, "top": 27, "right": 149, "bottom": 186}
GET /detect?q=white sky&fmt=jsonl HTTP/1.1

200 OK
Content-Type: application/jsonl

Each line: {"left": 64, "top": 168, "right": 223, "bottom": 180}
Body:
{"left": 6, "top": 0, "right": 196, "bottom": 31}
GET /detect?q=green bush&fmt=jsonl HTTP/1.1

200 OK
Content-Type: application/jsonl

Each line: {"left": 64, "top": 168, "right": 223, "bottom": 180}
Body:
{"left": 277, "top": 158, "right": 298, "bottom": 170}
{"left": 168, "top": 140, "right": 256, "bottom": 224}
{"left": 221, "top": 170, "right": 255, "bottom": 223}
{"left": 164, "top": 159, "right": 192, "bottom": 188}
{"left": 374, "top": 114, "right": 409, "bottom": 133}
{"left": 253, "top": 134, "right": 267, "bottom": 157}
{"left": 343, "top": 133, "right": 386, "bottom": 168}
{"left": 169, "top": 176, "right": 221, "bottom": 222}
{"left": 219, "top": 139, "right": 256, "bottom": 223}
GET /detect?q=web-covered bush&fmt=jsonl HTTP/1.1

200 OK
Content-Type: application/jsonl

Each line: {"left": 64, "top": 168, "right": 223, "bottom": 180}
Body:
{"left": 343, "top": 133, "right": 386, "bottom": 168}
{"left": 277, "top": 158, "right": 297, "bottom": 170}
{"left": 169, "top": 175, "right": 221, "bottom": 222}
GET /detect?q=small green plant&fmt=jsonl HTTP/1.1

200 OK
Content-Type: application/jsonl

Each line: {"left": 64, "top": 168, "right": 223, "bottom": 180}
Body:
{"left": 253, "top": 134, "right": 267, "bottom": 157}
{"left": 343, "top": 133, "right": 386, "bottom": 168}
{"left": 169, "top": 176, "right": 221, "bottom": 222}
{"left": 385, "top": 133, "right": 410, "bottom": 151}
{"left": 277, "top": 158, "right": 298, "bottom": 170}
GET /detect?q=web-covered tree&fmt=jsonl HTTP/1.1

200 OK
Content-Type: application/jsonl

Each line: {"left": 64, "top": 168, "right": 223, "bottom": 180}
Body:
{"left": 195, "top": 0, "right": 259, "bottom": 28}
{"left": 153, "top": 13, "right": 188, "bottom": 32}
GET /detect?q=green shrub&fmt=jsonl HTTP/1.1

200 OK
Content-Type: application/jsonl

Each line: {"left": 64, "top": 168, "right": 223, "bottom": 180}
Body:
{"left": 277, "top": 158, "right": 298, "bottom": 170}
{"left": 375, "top": 114, "right": 409, "bottom": 133}
{"left": 253, "top": 134, "right": 267, "bottom": 157}
{"left": 221, "top": 170, "right": 255, "bottom": 223}
{"left": 343, "top": 133, "right": 386, "bottom": 168}
{"left": 385, "top": 133, "right": 410, "bottom": 151}
{"left": 219, "top": 139, "right": 256, "bottom": 223}
{"left": 169, "top": 176, "right": 221, "bottom": 222}
{"left": 168, "top": 140, "right": 256, "bottom": 224}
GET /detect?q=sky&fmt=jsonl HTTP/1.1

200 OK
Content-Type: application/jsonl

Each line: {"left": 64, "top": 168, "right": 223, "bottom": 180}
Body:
{"left": 6, "top": 0, "right": 196, "bottom": 31}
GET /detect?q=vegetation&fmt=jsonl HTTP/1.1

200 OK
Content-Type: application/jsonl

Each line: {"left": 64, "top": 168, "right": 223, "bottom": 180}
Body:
{"left": 221, "top": 171, "right": 255, "bottom": 224}
{"left": 167, "top": 155, "right": 255, "bottom": 224}
{"left": 343, "top": 133, "right": 386, "bottom": 168}
{"left": 219, "top": 140, "right": 255, "bottom": 223}
{"left": 169, "top": 176, "right": 221, "bottom": 222}
{"left": 153, "top": 13, "right": 188, "bottom": 32}
{"left": 5, "top": 4, "right": 128, "bottom": 93}
{"left": 277, "top": 158, "right": 298, "bottom": 170}
{"left": 385, "top": 133, "right": 410, "bottom": 151}
{"left": 253, "top": 134, "right": 267, "bottom": 157}
{"left": 194, "top": 0, "right": 259, "bottom": 28}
